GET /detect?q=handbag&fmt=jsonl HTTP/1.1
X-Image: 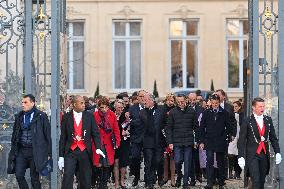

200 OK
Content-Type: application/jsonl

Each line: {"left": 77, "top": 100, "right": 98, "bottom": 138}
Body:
{"left": 7, "top": 150, "right": 16, "bottom": 174}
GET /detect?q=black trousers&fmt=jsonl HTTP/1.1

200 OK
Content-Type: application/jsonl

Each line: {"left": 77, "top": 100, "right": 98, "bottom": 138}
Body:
{"left": 206, "top": 150, "right": 225, "bottom": 187}
{"left": 189, "top": 147, "right": 202, "bottom": 182}
{"left": 143, "top": 148, "right": 163, "bottom": 186}
{"left": 228, "top": 154, "right": 242, "bottom": 177}
{"left": 15, "top": 147, "right": 41, "bottom": 189}
{"left": 62, "top": 148, "right": 92, "bottom": 189}
{"left": 248, "top": 152, "right": 268, "bottom": 189}
{"left": 130, "top": 142, "right": 143, "bottom": 180}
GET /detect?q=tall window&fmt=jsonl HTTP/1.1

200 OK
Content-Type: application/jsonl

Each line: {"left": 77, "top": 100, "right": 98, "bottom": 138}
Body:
{"left": 226, "top": 19, "right": 248, "bottom": 89}
{"left": 113, "top": 20, "right": 142, "bottom": 90}
{"left": 170, "top": 19, "right": 199, "bottom": 89}
{"left": 67, "top": 22, "right": 85, "bottom": 90}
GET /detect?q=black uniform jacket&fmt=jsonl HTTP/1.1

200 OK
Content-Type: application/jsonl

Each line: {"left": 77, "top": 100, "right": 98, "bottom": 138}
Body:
{"left": 238, "top": 114, "right": 280, "bottom": 175}
{"left": 59, "top": 111, "right": 101, "bottom": 158}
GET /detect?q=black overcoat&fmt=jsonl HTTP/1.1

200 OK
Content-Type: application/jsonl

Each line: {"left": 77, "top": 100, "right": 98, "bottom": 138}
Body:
{"left": 199, "top": 107, "right": 236, "bottom": 152}
{"left": 9, "top": 108, "right": 52, "bottom": 172}
{"left": 59, "top": 111, "right": 101, "bottom": 159}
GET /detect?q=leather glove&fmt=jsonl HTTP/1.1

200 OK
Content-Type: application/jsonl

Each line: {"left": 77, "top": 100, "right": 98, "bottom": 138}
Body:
{"left": 58, "top": 157, "right": 64, "bottom": 171}
{"left": 276, "top": 153, "right": 282, "bottom": 165}
{"left": 96, "top": 149, "right": 106, "bottom": 158}
{"left": 238, "top": 157, "right": 245, "bottom": 170}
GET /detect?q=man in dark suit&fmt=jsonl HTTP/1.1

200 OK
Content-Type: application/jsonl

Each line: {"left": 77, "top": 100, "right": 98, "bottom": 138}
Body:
{"left": 58, "top": 95, "right": 104, "bottom": 189}
{"left": 8, "top": 94, "right": 52, "bottom": 189}
{"left": 215, "top": 89, "right": 237, "bottom": 179}
{"left": 199, "top": 94, "right": 236, "bottom": 189}
{"left": 139, "top": 93, "right": 163, "bottom": 189}
{"left": 238, "top": 97, "right": 282, "bottom": 189}
{"left": 188, "top": 93, "right": 204, "bottom": 186}
{"left": 128, "top": 90, "right": 146, "bottom": 186}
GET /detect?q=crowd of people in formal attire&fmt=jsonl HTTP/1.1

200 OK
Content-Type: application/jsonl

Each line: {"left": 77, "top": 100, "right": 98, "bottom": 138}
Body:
{"left": 8, "top": 90, "right": 282, "bottom": 189}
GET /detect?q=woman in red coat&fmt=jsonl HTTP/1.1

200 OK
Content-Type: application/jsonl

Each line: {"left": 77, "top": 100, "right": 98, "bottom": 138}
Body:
{"left": 92, "top": 96, "right": 121, "bottom": 189}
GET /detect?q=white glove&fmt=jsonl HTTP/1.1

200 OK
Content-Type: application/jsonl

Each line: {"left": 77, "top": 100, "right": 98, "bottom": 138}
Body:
{"left": 276, "top": 153, "right": 282, "bottom": 165}
{"left": 96, "top": 149, "right": 105, "bottom": 158}
{"left": 238, "top": 157, "right": 245, "bottom": 170}
{"left": 58, "top": 157, "right": 64, "bottom": 170}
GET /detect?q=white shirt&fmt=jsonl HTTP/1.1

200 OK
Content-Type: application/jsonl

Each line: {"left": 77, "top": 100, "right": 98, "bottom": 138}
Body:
{"left": 73, "top": 110, "right": 82, "bottom": 126}
{"left": 220, "top": 102, "right": 225, "bottom": 109}
{"left": 139, "top": 104, "right": 144, "bottom": 110}
{"left": 253, "top": 113, "right": 264, "bottom": 130}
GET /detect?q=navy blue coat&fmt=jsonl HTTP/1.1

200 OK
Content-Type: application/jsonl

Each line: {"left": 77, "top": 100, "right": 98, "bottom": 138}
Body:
{"left": 199, "top": 107, "right": 236, "bottom": 152}
{"left": 10, "top": 108, "right": 52, "bottom": 172}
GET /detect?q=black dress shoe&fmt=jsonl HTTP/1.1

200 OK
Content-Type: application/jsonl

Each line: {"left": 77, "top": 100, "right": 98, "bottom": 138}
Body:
{"left": 158, "top": 180, "right": 167, "bottom": 187}
{"left": 189, "top": 181, "right": 196, "bottom": 186}
{"left": 197, "top": 176, "right": 202, "bottom": 183}
{"left": 146, "top": 184, "right": 154, "bottom": 189}
{"left": 132, "top": 178, "right": 138, "bottom": 187}
{"left": 219, "top": 182, "right": 226, "bottom": 189}
{"left": 182, "top": 184, "right": 190, "bottom": 189}
{"left": 204, "top": 185, "right": 213, "bottom": 189}
{"left": 176, "top": 177, "right": 182, "bottom": 188}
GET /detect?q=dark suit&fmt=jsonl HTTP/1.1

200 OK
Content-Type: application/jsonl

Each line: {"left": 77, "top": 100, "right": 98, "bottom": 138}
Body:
{"left": 238, "top": 115, "right": 280, "bottom": 189}
{"left": 140, "top": 105, "right": 163, "bottom": 187}
{"left": 128, "top": 103, "right": 144, "bottom": 181}
{"left": 200, "top": 107, "right": 236, "bottom": 187}
{"left": 59, "top": 111, "right": 101, "bottom": 189}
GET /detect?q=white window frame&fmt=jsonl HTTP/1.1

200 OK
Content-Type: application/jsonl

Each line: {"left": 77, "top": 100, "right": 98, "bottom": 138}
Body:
{"left": 67, "top": 21, "right": 85, "bottom": 92}
{"left": 169, "top": 19, "right": 200, "bottom": 91}
{"left": 112, "top": 20, "right": 142, "bottom": 91}
{"left": 226, "top": 19, "right": 248, "bottom": 91}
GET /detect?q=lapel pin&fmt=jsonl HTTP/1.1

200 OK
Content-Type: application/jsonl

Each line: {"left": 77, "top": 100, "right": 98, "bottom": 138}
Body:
{"left": 261, "top": 136, "right": 265, "bottom": 142}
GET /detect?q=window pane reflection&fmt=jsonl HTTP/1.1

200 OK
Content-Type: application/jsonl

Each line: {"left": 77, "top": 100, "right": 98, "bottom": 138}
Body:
{"left": 186, "top": 40, "right": 198, "bottom": 88}
{"left": 227, "top": 20, "right": 240, "bottom": 36}
{"left": 73, "top": 22, "right": 84, "bottom": 36}
{"left": 171, "top": 40, "right": 183, "bottom": 88}
{"left": 228, "top": 40, "right": 240, "bottom": 88}
{"left": 114, "top": 41, "right": 126, "bottom": 89}
{"left": 130, "top": 41, "right": 141, "bottom": 88}
{"left": 73, "top": 42, "right": 84, "bottom": 89}
{"left": 115, "top": 22, "right": 126, "bottom": 36}
{"left": 170, "top": 21, "right": 183, "bottom": 37}
{"left": 130, "top": 22, "right": 141, "bottom": 36}
{"left": 186, "top": 20, "right": 198, "bottom": 36}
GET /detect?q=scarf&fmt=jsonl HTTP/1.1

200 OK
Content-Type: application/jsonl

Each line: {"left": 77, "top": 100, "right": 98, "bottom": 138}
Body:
{"left": 98, "top": 110, "right": 112, "bottom": 133}
{"left": 23, "top": 106, "right": 36, "bottom": 129}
